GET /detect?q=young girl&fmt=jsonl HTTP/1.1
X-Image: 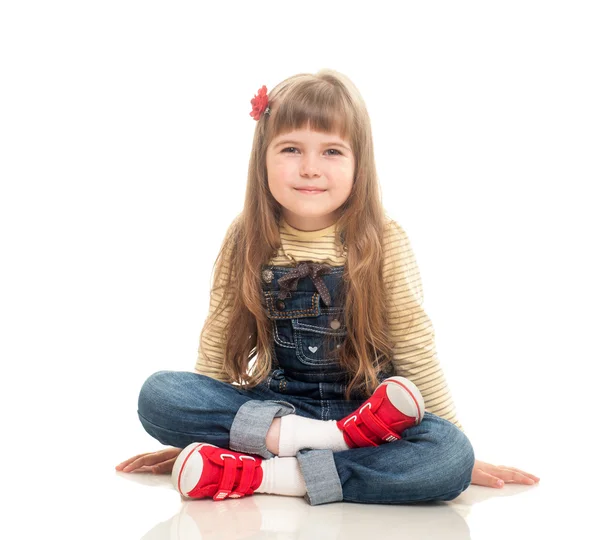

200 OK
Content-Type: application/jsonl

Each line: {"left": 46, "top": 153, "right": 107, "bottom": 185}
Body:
{"left": 116, "top": 69, "right": 540, "bottom": 505}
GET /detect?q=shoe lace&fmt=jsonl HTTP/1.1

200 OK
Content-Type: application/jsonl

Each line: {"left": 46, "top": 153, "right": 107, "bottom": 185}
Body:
{"left": 213, "top": 454, "right": 258, "bottom": 501}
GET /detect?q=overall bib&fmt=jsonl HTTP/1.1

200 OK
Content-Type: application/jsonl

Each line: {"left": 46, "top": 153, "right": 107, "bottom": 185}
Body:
{"left": 138, "top": 262, "right": 475, "bottom": 505}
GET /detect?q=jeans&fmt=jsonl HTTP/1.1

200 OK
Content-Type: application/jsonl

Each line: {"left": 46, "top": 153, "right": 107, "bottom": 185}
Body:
{"left": 138, "top": 370, "right": 475, "bottom": 506}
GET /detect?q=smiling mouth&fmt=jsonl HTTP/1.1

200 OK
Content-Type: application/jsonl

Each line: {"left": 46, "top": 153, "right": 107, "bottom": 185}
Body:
{"left": 295, "top": 188, "right": 326, "bottom": 194}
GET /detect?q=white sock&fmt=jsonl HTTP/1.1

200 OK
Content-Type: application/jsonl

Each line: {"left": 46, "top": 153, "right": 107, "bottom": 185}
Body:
{"left": 278, "top": 415, "right": 350, "bottom": 457}
{"left": 256, "top": 456, "right": 307, "bottom": 497}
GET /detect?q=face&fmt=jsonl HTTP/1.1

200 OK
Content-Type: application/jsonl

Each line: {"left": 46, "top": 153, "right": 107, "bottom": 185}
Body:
{"left": 266, "top": 126, "right": 355, "bottom": 231}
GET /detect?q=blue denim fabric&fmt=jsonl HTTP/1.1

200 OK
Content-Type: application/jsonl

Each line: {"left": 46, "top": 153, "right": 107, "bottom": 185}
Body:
{"left": 137, "top": 263, "right": 475, "bottom": 505}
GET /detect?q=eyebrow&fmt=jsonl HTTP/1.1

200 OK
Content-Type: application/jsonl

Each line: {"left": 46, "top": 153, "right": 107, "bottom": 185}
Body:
{"left": 273, "top": 140, "right": 351, "bottom": 151}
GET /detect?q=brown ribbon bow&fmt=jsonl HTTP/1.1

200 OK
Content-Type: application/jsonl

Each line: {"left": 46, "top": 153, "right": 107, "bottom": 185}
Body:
{"left": 277, "top": 262, "right": 333, "bottom": 306}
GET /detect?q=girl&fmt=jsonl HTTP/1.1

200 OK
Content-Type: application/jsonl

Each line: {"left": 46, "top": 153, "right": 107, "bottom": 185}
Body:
{"left": 116, "top": 69, "right": 540, "bottom": 505}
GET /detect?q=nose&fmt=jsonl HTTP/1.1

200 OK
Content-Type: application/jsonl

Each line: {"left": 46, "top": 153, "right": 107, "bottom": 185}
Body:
{"left": 300, "top": 153, "right": 320, "bottom": 177}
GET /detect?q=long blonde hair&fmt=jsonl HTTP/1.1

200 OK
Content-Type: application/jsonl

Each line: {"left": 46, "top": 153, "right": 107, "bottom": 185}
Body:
{"left": 200, "top": 68, "right": 394, "bottom": 399}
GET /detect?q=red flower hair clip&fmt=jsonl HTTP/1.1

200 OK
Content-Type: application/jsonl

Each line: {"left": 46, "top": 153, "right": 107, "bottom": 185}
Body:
{"left": 250, "top": 85, "right": 271, "bottom": 121}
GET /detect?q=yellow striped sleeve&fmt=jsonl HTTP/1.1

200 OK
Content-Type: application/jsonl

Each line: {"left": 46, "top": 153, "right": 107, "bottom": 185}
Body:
{"left": 383, "top": 219, "right": 465, "bottom": 432}
{"left": 194, "top": 223, "right": 235, "bottom": 381}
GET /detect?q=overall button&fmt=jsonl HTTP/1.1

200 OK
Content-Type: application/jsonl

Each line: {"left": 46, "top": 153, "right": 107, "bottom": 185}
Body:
{"left": 275, "top": 300, "right": 286, "bottom": 310}
{"left": 330, "top": 319, "right": 341, "bottom": 330}
{"left": 262, "top": 269, "right": 274, "bottom": 283}
{"left": 271, "top": 368, "right": 285, "bottom": 380}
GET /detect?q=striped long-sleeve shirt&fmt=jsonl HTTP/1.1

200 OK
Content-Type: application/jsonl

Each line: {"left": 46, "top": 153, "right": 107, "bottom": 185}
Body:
{"left": 196, "top": 214, "right": 464, "bottom": 432}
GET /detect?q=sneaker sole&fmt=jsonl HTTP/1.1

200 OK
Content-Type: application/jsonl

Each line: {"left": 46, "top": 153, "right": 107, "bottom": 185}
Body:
{"left": 382, "top": 376, "right": 425, "bottom": 423}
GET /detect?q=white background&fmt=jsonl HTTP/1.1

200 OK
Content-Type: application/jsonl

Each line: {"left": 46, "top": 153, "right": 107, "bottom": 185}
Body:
{"left": 1, "top": 2, "right": 598, "bottom": 538}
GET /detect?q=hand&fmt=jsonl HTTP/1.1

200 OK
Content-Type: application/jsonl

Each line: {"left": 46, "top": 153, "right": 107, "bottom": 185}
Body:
{"left": 115, "top": 447, "right": 182, "bottom": 474}
{"left": 471, "top": 459, "right": 540, "bottom": 488}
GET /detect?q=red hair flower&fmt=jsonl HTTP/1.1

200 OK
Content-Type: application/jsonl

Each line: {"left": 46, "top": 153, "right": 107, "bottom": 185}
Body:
{"left": 250, "top": 85, "right": 270, "bottom": 121}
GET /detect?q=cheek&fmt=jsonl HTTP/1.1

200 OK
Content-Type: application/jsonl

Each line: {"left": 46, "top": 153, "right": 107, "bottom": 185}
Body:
{"left": 267, "top": 170, "right": 292, "bottom": 200}
{"left": 271, "top": 169, "right": 297, "bottom": 194}
{"left": 332, "top": 165, "right": 354, "bottom": 190}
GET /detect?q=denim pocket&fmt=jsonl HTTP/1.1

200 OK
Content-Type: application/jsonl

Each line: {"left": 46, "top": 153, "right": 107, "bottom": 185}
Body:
{"left": 271, "top": 319, "right": 295, "bottom": 348}
{"left": 292, "top": 307, "right": 348, "bottom": 366}
{"left": 264, "top": 290, "right": 321, "bottom": 349}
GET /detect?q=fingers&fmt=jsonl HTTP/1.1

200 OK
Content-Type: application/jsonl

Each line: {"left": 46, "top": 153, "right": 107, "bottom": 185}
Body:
{"left": 474, "top": 467, "right": 539, "bottom": 487}
{"left": 496, "top": 468, "right": 538, "bottom": 485}
{"left": 472, "top": 469, "right": 505, "bottom": 488}
{"left": 472, "top": 459, "right": 540, "bottom": 488}
{"left": 117, "top": 452, "right": 164, "bottom": 472}
{"left": 121, "top": 457, "right": 177, "bottom": 475}
{"left": 115, "top": 453, "right": 149, "bottom": 471}
{"left": 116, "top": 448, "right": 183, "bottom": 473}
{"left": 151, "top": 457, "right": 177, "bottom": 474}
{"left": 498, "top": 465, "right": 540, "bottom": 483}
{"left": 120, "top": 454, "right": 163, "bottom": 473}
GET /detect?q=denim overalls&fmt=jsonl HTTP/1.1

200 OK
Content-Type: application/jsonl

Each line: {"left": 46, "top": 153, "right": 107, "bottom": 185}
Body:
{"left": 260, "top": 262, "right": 394, "bottom": 402}
{"left": 137, "top": 262, "right": 475, "bottom": 505}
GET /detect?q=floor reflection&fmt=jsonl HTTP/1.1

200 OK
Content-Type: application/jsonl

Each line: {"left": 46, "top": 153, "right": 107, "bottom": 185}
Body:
{"left": 115, "top": 468, "right": 540, "bottom": 540}
{"left": 140, "top": 493, "right": 471, "bottom": 540}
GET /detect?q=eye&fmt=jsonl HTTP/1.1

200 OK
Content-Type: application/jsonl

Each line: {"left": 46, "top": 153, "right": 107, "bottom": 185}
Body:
{"left": 281, "top": 147, "right": 342, "bottom": 155}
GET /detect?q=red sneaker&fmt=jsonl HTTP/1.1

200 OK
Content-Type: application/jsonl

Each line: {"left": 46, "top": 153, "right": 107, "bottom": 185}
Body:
{"left": 337, "top": 376, "right": 425, "bottom": 448}
{"left": 172, "top": 443, "right": 264, "bottom": 501}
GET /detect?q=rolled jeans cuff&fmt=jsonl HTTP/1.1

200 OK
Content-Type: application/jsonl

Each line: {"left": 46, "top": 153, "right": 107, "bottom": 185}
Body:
{"left": 297, "top": 449, "right": 343, "bottom": 506}
{"left": 229, "top": 399, "right": 296, "bottom": 459}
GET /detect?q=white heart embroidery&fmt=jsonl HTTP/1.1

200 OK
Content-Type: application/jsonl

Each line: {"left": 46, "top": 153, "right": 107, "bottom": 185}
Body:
{"left": 308, "top": 346, "right": 318, "bottom": 353}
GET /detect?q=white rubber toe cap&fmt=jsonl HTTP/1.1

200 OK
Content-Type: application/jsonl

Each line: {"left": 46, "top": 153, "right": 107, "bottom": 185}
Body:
{"left": 383, "top": 376, "right": 426, "bottom": 423}
{"left": 172, "top": 443, "right": 207, "bottom": 496}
